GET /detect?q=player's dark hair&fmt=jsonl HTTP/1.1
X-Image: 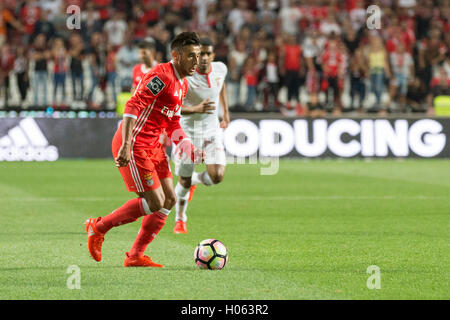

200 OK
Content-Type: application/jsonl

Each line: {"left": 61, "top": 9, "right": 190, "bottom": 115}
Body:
{"left": 170, "top": 32, "right": 200, "bottom": 52}
{"left": 199, "top": 37, "right": 214, "bottom": 48}
{"left": 138, "top": 38, "right": 155, "bottom": 50}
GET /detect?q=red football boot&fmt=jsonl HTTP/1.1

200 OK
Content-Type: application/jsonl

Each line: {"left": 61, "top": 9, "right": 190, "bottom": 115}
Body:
{"left": 173, "top": 220, "right": 187, "bottom": 234}
{"left": 84, "top": 217, "right": 104, "bottom": 262}
{"left": 123, "top": 252, "right": 164, "bottom": 267}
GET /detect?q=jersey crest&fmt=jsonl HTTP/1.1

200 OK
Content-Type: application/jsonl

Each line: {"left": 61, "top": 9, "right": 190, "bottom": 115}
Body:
{"left": 146, "top": 76, "right": 166, "bottom": 96}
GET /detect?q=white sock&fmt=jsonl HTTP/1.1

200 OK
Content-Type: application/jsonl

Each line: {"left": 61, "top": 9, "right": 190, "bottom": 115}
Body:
{"left": 175, "top": 182, "right": 190, "bottom": 222}
{"left": 192, "top": 171, "right": 213, "bottom": 186}
{"left": 175, "top": 200, "right": 188, "bottom": 222}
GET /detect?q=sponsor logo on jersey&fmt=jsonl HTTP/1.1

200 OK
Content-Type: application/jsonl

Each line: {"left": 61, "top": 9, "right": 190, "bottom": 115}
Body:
{"left": 146, "top": 76, "right": 166, "bottom": 96}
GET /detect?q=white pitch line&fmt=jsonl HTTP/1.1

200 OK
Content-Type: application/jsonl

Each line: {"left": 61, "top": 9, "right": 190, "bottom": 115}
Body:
{"left": 4, "top": 195, "right": 448, "bottom": 202}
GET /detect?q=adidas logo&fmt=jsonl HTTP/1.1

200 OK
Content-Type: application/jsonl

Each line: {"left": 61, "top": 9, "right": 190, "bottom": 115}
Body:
{"left": 88, "top": 225, "right": 95, "bottom": 236}
{"left": 0, "top": 118, "right": 59, "bottom": 161}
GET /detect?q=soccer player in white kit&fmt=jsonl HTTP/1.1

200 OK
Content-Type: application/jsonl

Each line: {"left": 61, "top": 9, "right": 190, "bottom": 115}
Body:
{"left": 173, "top": 38, "right": 230, "bottom": 234}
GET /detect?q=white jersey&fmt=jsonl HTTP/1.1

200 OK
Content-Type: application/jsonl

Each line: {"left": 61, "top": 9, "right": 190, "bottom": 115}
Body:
{"left": 182, "top": 61, "right": 228, "bottom": 136}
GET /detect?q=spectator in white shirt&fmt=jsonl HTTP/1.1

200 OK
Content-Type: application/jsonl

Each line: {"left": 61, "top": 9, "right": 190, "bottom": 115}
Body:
{"left": 389, "top": 42, "right": 414, "bottom": 112}
{"left": 103, "top": 11, "right": 128, "bottom": 47}
{"left": 278, "top": 0, "right": 302, "bottom": 36}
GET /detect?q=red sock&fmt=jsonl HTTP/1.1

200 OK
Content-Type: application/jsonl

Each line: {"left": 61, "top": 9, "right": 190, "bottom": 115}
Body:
{"left": 129, "top": 211, "right": 168, "bottom": 257}
{"left": 95, "top": 198, "right": 146, "bottom": 234}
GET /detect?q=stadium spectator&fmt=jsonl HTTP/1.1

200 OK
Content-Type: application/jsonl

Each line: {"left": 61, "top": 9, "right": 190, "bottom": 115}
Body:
{"left": 243, "top": 56, "right": 259, "bottom": 111}
{"left": 349, "top": 45, "right": 367, "bottom": 112}
{"left": 319, "top": 12, "right": 341, "bottom": 36}
{"left": 31, "top": 33, "right": 50, "bottom": 107}
{"left": 367, "top": 35, "right": 391, "bottom": 114}
{"left": 349, "top": 0, "right": 366, "bottom": 31}
{"left": 39, "top": 0, "right": 63, "bottom": 21}
{"left": 81, "top": 1, "right": 103, "bottom": 44}
{"left": 303, "top": 28, "right": 326, "bottom": 116}
{"left": 51, "top": 37, "right": 68, "bottom": 108}
{"left": 19, "top": 0, "right": 41, "bottom": 43}
{"left": 278, "top": 0, "right": 302, "bottom": 36}
{"left": 0, "top": 2, "right": 24, "bottom": 47}
{"left": 31, "top": 9, "right": 55, "bottom": 42}
{"left": 103, "top": 10, "right": 128, "bottom": 47}
{"left": 0, "top": 44, "right": 15, "bottom": 108}
{"left": 105, "top": 44, "right": 118, "bottom": 106}
{"left": 228, "top": 38, "right": 248, "bottom": 107}
{"left": 280, "top": 33, "right": 303, "bottom": 112}
{"left": 429, "top": 64, "right": 450, "bottom": 113}
{"left": 261, "top": 51, "right": 280, "bottom": 111}
{"left": 14, "top": 46, "right": 30, "bottom": 106}
{"left": 406, "top": 76, "right": 428, "bottom": 112}
{"left": 69, "top": 33, "right": 85, "bottom": 102}
{"left": 52, "top": 3, "right": 71, "bottom": 40}
{"left": 116, "top": 35, "right": 139, "bottom": 91}
{"left": 227, "top": 0, "right": 250, "bottom": 36}
{"left": 389, "top": 42, "right": 415, "bottom": 112}
{"left": 321, "top": 37, "right": 345, "bottom": 114}
{"left": 87, "top": 32, "right": 107, "bottom": 108}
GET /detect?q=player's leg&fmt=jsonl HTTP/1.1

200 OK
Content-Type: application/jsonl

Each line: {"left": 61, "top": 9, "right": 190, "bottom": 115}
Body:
{"left": 125, "top": 154, "right": 176, "bottom": 266}
{"left": 192, "top": 164, "right": 226, "bottom": 186}
{"left": 84, "top": 176, "right": 162, "bottom": 262}
{"left": 173, "top": 150, "right": 195, "bottom": 233}
{"left": 84, "top": 139, "right": 161, "bottom": 262}
{"left": 173, "top": 175, "right": 192, "bottom": 233}
{"left": 192, "top": 132, "right": 227, "bottom": 187}
{"left": 124, "top": 183, "right": 171, "bottom": 267}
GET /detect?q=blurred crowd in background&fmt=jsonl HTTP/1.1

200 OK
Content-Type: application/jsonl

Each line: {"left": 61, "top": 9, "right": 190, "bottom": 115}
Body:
{"left": 0, "top": 0, "right": 449, "bottom": 116}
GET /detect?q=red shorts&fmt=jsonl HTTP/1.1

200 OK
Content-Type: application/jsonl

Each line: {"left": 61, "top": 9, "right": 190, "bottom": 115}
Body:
{"left": 112, "top": 130, "right": 172, "bottom": 193}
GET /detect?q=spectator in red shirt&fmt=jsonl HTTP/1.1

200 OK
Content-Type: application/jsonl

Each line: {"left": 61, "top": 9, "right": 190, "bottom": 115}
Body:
{"left": 280, "top": 33, "right": 303, "bottom": 111}
{"left": 243, "top": 56, "right": 259, "bottom": 111}
{"left": 321, "top": 37, "right": 344, "bottom": 113}
{"left": 20, "top": 0, "right": 41, "bottom": 39}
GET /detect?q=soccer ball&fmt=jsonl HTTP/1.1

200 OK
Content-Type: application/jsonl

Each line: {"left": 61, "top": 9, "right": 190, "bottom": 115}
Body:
{"left": 194, "top": 239, "right": 228, "bottom": 270}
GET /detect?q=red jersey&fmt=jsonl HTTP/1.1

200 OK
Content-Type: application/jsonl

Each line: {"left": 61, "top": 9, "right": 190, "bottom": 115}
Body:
{"left": 322, "top": 49, "right": 343, "bottom": 78}
{"left": 20, "top": 5, "right": 40, "bottom": 35}
{"left": 284, "top": 44, "right": 302, "bottom": 71}
{"left": 132, "top": 63, "right": 153, "bottom": 90}
{"left": 122, "top": 61, "right": 190, "bottom": 150}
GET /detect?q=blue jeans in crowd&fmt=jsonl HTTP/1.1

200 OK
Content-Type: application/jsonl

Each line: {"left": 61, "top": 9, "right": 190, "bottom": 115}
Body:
{"left": 88, "top": 68, "right": 99, "bottom": 103}
{"left": 370, "top": 71, "right": 385, "bottom": 108}
{"left": 71, "top": 71, "right": 84, "bottom": 101}
{"left": 107, "top": 72, "right": 117, "bottom": 104}
{"left": 245, "top": 85, "right": 257, "bottom": 111}
{"left": 34, "top": 70, "right": 48, "bottom": 107}
{"left": 53, "top": 72, "right": 66, "bottom": 105}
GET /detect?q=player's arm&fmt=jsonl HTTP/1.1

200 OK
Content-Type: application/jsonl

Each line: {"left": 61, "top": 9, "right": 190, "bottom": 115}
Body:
{"left": 181, "top": 98, "right": 215, "bottom": 114}
{"left": 219, "top": 83, "right": 230, "bottom": 129}
{"left": 115, "top": 115, "right": 136, "bottom": 167}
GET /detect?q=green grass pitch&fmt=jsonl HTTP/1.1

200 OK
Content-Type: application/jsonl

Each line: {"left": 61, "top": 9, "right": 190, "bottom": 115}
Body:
{"left": 0, "top": 159, "right": 449, "bottom": 299}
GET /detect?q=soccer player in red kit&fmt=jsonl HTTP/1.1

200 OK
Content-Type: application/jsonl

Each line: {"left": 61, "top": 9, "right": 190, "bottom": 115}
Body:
{"left": 131, "top": 38, "right": 157, "bottom": 93}
{"left": 84, "top": 32, "right": 204, "bottom": 267}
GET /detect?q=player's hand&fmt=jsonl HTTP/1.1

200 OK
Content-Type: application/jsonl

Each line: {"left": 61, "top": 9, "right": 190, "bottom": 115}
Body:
{"left": 194, "top": 98, "right": 215, "bottom": 114}
{"left": 115, "top": 144, "right": 131, "bottom": 167}
{"left": 220, "top": 113, "right": 230, "bottom": 129}
{"left": 193, "top": 147, "right": 206, "bottom": 164}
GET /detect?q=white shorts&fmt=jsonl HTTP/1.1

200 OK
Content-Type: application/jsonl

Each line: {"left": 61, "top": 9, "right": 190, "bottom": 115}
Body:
{"left": 174, "top": 128, "right": 226, "bottom": 177}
